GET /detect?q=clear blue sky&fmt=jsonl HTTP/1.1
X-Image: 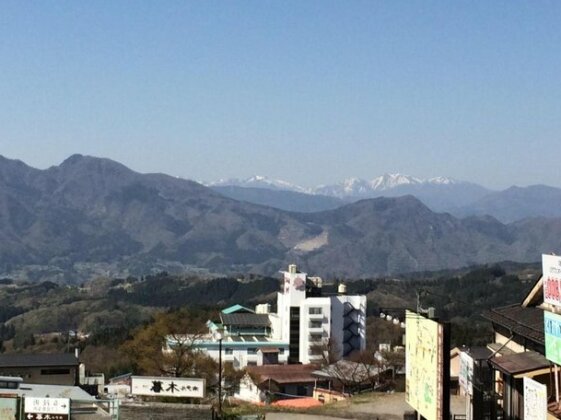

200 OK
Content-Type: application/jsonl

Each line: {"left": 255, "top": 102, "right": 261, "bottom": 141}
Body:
{"left": 1, "top": 1, "right": 560, "bottom": 189}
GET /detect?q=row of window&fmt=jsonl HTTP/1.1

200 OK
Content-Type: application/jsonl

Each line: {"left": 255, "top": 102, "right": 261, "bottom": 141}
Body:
{"left": 223, "top": 348, "right": 286, "bottom": 355}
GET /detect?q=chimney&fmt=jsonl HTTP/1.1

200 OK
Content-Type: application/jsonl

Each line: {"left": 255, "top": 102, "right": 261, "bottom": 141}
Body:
{"left": 288, "top": 264, "right": 297, "bottom": 274}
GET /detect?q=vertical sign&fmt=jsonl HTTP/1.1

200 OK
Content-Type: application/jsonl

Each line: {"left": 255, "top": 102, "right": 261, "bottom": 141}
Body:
{"left": 405, "top": 310, "right": 446, "bottom": 420}
{"left": 523, "top": 377, "right": 547, "bottom": 420}
{"left": 459, "top": 352, "right": 474, "bottom": 396}
{"left": 542, "top": 254, "right": 561, "bottom": 307}
{"left": 544, "top": 311, "right": 561, "bottom": 365}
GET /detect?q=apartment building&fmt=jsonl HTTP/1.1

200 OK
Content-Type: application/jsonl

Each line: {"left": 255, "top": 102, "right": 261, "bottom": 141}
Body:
{"left": 166, "top": 264, "right": 366, "bottom": 368}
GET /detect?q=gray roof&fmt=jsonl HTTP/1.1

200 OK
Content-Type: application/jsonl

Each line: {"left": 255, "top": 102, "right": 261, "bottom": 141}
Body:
{"left": 8, "top": 383, "right": 94, "bottom": 400}
{"left": 0, "top": 353, "right": 79, "bottom": 368}
{"left": 220, "top": 313, "right": 270, "bottom": 327}
{"left": 482, "top": 304, "right": 544, "bottom": 345}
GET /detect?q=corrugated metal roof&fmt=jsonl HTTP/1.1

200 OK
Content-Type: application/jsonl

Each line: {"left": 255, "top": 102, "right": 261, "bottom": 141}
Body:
{"left": 0, "top": 353, "right": 79, "bottom": 368}
{"left": 221, "top": 313, "right": 270, "bottom": 327}
{"left": 248, "top": 364, "right": 318, "bottom": 385}
{"left": 482, "top": 304, "right": 544, "bottom": 345}
{"left": 489, "top": 351, "right": 550, "bottom": 375}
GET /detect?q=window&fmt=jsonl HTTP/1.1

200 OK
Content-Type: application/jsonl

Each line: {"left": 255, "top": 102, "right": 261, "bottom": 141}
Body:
{"left": 309, "top": 320, "right": 322, "bottom": 329}
{"left": 0, "top": 381, "right": 18, "bottom": 389}
{"left": 225, "top": 348, "right": 233, "bottom": 355}
{"left": 279, "top": 348, "right": 285, "bottom": 355}
{"left": 247, "top": 348, "right": 258, "bottom": 355}
{"left": 247, "top": 361, "right": 257, "bottom": 366}
{"left": 41, "top": 368, "right": 71, "bottom": 375}
{"left": 309, "top": 307, "right": 322, "bottom": 315}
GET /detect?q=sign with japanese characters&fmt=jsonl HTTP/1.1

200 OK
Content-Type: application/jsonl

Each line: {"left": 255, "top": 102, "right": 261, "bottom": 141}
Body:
{"left": 523, "top": 377, "right": 547, "bottom": 420}
{"left": 459, "top": 352, "right": 474, "bottom": 396}
{"left": 24, "top": 397, "right": 70, "bottom": 420}
{"left": 405, "top": 310, "right": 444, "bottom": 420}
{"left": 24, "top": 397, "right": 69, "bottom": 414}
{"left": 542, "top": 254, "right": 561, "bottom": 307}
{"left": 544, "top": 310, "right": 561, "bottom": 364}
{"left": 131, "top": 376, "right": 205, "bottom": 398}
{"left": 24, "top": 415, "right": 68, "bottom": 420}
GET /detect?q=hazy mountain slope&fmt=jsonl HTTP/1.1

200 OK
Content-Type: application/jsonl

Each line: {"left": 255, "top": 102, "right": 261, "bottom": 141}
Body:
{"left": 0, "top": 155, "right": 559, "bottom": 281}
{"left": 456, "top": 185, "right": 561, "bottom": 223}
{"left": 212, "top": 185, "right": 345, "bottom": 213}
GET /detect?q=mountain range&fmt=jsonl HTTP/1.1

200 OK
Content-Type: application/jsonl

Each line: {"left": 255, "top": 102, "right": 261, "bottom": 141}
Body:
{"left": 0, "top": 154, "right": 560, "bottom": 282}
{"left": 207, "top": 175, "right": 561, "bottom": 222}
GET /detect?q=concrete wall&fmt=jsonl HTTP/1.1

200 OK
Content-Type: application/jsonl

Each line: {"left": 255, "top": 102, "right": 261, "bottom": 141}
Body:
{"left": 119, "top": 402, "right": 213, "bottom": 420}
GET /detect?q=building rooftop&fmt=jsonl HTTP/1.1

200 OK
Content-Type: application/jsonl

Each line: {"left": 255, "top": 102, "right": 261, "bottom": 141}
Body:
{"left": 220, "top": 312, "right": 270, "bottom": 327}
{"left": 0, "top": 353, "right": 79, "bottom": 368}
{"left": 222, "top": 304, "right": 254, "bottom": 314}
{"left": 489, "top": 350, "right": 550, "bottom": 376}
{"left": 481, "top": 303, "right": 544, "bottom": 345}
{"left": 466, "top": 346, "right": 493, "bottom": 360}
{"left": 248, "top": 364, "right": 318, "bottom": 385}
{"left": 0, "top": 377, "right": 94, "bottom": 400}
{"left": 312, "top": 360, "right": 382, "bottom": 384}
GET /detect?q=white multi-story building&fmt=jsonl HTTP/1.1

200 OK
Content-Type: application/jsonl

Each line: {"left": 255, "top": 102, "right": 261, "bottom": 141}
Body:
{"left": 166, "top": 265, "right": 366, "bottom": 368}
{"left": 277, "top": 264, "right": 367, "bottom": 364}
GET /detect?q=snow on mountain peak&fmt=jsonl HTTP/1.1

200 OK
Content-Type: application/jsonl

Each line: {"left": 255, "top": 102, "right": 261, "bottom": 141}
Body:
{"left": 369, "top": 173, "right": 422, "bottom": 190}
{"left": 207, "top": 176, "right": 309, "bottom": 193}
{"left": 207, "top": 173, "right": 465, "bottom": 197}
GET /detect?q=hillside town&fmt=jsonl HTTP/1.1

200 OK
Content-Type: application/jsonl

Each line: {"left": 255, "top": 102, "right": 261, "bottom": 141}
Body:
{"left": 2, "top": 2, "right": 561, "bottom": 420}
{"left": 0, "top": 258, "right": 558, "bottom": 419}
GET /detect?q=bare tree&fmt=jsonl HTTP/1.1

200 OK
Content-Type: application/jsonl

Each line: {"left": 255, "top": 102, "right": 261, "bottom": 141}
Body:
{"left": 309, "top": 337, "right": 341, "bottom": 366}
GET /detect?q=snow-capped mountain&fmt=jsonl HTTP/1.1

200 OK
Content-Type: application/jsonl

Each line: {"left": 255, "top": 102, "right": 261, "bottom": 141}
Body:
{"left": 206, "top": 173, "right": 488, "bottom": 213}
{"left": 315, "top": 174, "right": 422, "bottom": 197}
{"left": 313, "top": 174, "right": 461, "bottom": 197}
{"left": 207, "top": 173, "right": 460, "bottom": 197}
{"left": 206, "top": 176, "right": 310, "bottom": 193}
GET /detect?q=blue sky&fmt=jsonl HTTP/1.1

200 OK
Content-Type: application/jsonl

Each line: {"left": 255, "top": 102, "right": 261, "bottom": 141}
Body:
{"left": 1, "top": 1, "right": 560, "bottom": 189}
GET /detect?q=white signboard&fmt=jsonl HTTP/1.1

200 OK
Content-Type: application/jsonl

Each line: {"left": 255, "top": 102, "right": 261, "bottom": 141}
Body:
{"left": 523, "top": 377, "right": 547, "bottom": 420}
{"left": 24, "top": 397, "right": 70, "bottom": 415}
{"left": 542, "top": 254, "right": 561, "bottom": 307}
{"left": 131, "top": 376, "right": 205, "bottom": 398}
{"left": 459, "top": 352, "right": 474, "bottom": 396}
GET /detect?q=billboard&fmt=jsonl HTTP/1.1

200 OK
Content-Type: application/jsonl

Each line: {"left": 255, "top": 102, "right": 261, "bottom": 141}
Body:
{"left": 405, "top": 310, "right": 445, "bottom": 420}
{"left": 544, "top": 310, "right": 561, "bottom": 364}
{"left": 542, "top": 254, "right": 561, "bottom": 307}
{"left": 459, "top": 352, "right": 474, "bottom": 396}
{"left": 131, "top": 376, "right": 205, "bottom": 398}
{"left": 523, "top": 377, "right": 547, "bottom": 420}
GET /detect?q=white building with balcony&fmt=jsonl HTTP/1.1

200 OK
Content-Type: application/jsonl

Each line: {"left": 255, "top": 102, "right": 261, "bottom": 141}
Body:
{"left": 277, "top": 265, "right": 367, "bottom": 364}
{"left": 166, "top": 265, "right": 366, "bottom": 368}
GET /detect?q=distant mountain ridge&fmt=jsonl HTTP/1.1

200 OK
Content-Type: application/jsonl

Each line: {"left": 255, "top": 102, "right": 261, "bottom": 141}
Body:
{"left": 206, "top": 173, "right": 465, "bottom": 195}
{"left": 207, "top": 173, "right": 491, "bottom": 213}
{"left": 0, "top": 154, "right": 560, "bottom": 282}
{"left": 207, "top": 174, "right": 561, "bottom": 222}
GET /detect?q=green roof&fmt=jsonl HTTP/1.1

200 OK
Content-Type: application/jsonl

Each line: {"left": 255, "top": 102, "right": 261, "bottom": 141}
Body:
{"left": 221, "top": 304, "right": 254, "bottom": 314}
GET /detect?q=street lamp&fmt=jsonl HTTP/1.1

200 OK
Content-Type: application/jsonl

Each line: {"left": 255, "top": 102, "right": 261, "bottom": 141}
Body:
{"left": 215, "top": 331, "right": 223, "bottom": 417}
